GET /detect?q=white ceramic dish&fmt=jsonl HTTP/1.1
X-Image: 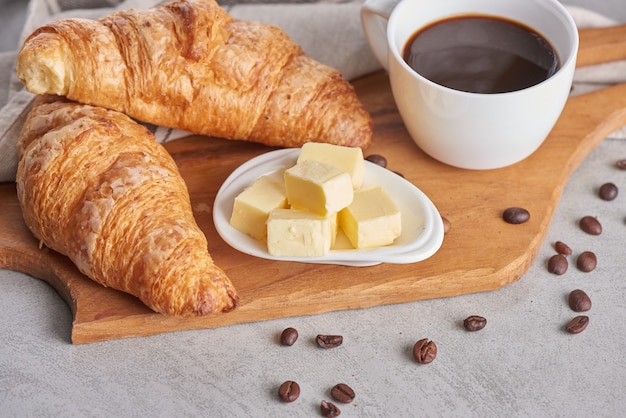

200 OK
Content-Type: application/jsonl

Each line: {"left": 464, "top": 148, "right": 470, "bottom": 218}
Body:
{"left": 213, "top": 148, "right": 444, "bottom": 266}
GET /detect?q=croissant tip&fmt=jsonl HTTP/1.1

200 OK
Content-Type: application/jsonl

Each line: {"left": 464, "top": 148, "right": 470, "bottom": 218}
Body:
{"left": 221, "top": 294, "right": 240, "bottom": 313}
{"left": 192, "top": 293, "right": 239, "bottom": 316}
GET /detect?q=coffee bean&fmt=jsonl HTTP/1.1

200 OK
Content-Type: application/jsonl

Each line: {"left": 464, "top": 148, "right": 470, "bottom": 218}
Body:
{"left": 442, "top": 216, "right": 451, "bottom": 234}
{"left": 365, "top": 154, "right": 387, "bottom": 168}
{"left": 616, "top": 159, "right": 626, "bottom": 170}
{"left": 278, "top": 380, "right": 300, "bottom": 402}
{"left": 330, "top": 383, "right": 355, "bottom": 404}
{"left": 554, "top": 241, "right": 573, "bottom": 256}
{"left": 579, "top": 216, "right": 602, "bottom": 235}
{"left": 576, "top": 251, "right": 597, "bottom": 272}
{"left": 280, "top": 327, "right": 298, "bottom": 346}
{"left": 316, "top": 334, "right": 343, "bottom": 349}
{"left": 320, "top": 400, "right": 341, "bottom": 417}
{"left": 568, "top": 289, "right": 592, "bottom": 312}
{"left": 413, "top": 338, "right": 437, "bottom": 364}
{"left": 503, "top": 207, "right": 530, "bottom": 224}
{"left": 547, "top": 254, "right": 568, "bottom": 275}
{"left": 565, "top": 315, "right": 589, "bottom": 334}
{"left": 598, "top": 182, "right": 618, "bottom": 201}
{"left": 463, "top": 315, "right": 487, "bottom": 331}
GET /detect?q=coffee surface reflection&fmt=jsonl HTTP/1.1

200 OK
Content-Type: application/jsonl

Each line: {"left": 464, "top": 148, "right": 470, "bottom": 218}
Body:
{"left": 403, "top": 16, "right": 560, "bottom": 94}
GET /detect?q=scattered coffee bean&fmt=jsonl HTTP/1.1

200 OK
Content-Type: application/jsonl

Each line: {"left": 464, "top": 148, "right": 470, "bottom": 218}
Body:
{"left": 576, "top": 251, "right": 597, "bottom": 272}
{"left": 413, "top": 338, "right": 437, "bottom": 364}
{"left": 568, "top": 289, "right": 592, "bottom": 312}
{"left": 579, "top": 216, "right": 602, "bottom": 235}
{"left": 547, "top": 254, "right": 568, "bottom": 275}
{"left": 598, "top": 182, "right": 618, "bottom": 201}
{"left": 280, "top": 327, "right": 299, "bottom": 346}
{"left": 365, "top": 154, "right": 387, "bottom": 168}
{"left": 616, "top": 159, "right": 626, "bottom": 170}
{"left": 565, "top": 315, "right": 589, "bottom": 334}
{"left": 463, "top": 315, "right": 487, "bottom": 331}
{"left": 554, "top": 241, "right": 573, "bottom": 256}
{"left": 278, "top": 380, "right": 300, "bottom": 403}
{"left": 316, "top": 334, "right": 343, "bottom": 349}
{"left": 502, "top": 207, "right": 530, "bottom": 224}
{"left": 330, "top": 383, "right": 355, "bottom": 404}
{"left": 442, "top": 216, "right": 451, "bottom": 234}
{"left": 320, "top": 400, "right": 341, "bottom": 417}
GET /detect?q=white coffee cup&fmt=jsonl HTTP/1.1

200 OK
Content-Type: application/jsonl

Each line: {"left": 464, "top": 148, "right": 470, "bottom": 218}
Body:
{"left": 361, "top": 0, "right": 579, "bottom": 169}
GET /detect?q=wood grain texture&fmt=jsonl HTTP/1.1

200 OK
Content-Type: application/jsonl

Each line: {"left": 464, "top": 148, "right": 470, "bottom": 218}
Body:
{"left": 1, "top": 27, "right": 626, "bottom": 344}
{"left": 577, "top": 23, "right": 626, "bottom": 67}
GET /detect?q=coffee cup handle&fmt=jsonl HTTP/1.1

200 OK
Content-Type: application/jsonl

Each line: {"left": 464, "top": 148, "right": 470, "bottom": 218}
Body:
{"left": 361, "top": 0, "right": 400, "bottom": 72}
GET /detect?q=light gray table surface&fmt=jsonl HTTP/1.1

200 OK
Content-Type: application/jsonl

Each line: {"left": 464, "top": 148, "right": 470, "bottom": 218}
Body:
{"left": 1, "top": 1, "right": 625, "bottom": 417}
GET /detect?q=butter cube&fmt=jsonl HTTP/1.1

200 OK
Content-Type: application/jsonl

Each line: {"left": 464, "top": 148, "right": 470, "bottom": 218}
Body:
{"left": 339, "top": 186, "right": 401, "bottom": 249}
{"left": 230, "top": 175, "right": 288, "bottom": 240}
{"left": 284, "top": 159, "right": 353, "bottom": 216}
{"left": 290, "top": 204, "right": 338, "bottom": 247}
{"left": 298, "top": 142, "right": 365, "bottom": 188}
{"left": 329, "top": 211, "right": 338, "bottom": 248}
{"left": 266, "top": 209, "right": 332, "bottom": 257}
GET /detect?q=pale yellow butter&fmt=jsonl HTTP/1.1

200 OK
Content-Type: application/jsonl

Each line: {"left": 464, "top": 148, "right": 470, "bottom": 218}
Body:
{"left": 297, "top": 142, "right": 365, "bottom": 188}
{"left": 339, "top": 186, "right": 402, "bottom": 249}
{"left": 266, "top": 209, "right": 332, "bottom": 257}
{"left": 290, "top": 204, "right": 338, "bottom": 247}
{"left": 284, "top": 159, "right": 353, "bottom": 216}
{"left": 329, "top": 211, "right": 338, "bottom": 248}
{"left": 230, "top": 175, "right": 288, "bottom": 240}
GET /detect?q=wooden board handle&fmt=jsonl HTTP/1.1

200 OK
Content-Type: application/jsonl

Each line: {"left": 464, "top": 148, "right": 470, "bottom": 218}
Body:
{"left": 578, "top": 24, "right": 626, "bottom": 67}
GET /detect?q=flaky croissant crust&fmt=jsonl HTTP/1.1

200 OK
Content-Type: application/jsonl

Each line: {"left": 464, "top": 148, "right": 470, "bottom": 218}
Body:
{"left": 16, "top": 95, "right": 239, "bottom": 316}
{"left": 17, "top": 0, "right": 372, "bottom": 149}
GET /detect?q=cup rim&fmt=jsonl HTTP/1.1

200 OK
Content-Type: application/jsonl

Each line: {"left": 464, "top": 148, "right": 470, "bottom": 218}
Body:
{"left": 387, "top": 0, "right": 579, "bottom": 97}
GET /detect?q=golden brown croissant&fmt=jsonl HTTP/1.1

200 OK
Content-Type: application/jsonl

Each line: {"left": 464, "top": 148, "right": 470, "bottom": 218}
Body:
{"left": 16, "top": 94, "right": 239, "bottom": 316}
{"left": 16, "top": 0, "right": 372, "bottom": 149}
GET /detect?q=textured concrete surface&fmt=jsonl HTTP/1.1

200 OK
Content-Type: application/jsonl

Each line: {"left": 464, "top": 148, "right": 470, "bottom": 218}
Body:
{"left": 1, "top": 1, "right": 625, "bottom": 417}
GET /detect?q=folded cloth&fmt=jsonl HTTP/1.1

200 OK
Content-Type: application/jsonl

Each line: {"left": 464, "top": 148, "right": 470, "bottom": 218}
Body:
{"left": 0, "top": 1, "right": 624, "bottom": 183}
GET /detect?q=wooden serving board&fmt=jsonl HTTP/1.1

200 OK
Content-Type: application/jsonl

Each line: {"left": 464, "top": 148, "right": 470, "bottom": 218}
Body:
{"left": 2, "top": 26, "right": 626, "bottom": 344}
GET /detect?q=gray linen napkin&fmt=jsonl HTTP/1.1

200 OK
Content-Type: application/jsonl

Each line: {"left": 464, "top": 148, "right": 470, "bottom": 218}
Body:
{"left": 0, "top": 1, "right": 624, "bottom": 183}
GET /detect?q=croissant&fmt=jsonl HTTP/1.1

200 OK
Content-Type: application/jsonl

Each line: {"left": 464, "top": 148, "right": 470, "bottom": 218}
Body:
{"left": 16, "top": 0, "right": 372, "bottom": 149}
{"left": 16, "top": 94, "right": 239, "bottom": 317}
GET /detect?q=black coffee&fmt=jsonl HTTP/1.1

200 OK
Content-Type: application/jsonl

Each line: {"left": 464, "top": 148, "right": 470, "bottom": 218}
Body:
{"left": 403, "top": 15, "right": 560, "bottom": 94}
